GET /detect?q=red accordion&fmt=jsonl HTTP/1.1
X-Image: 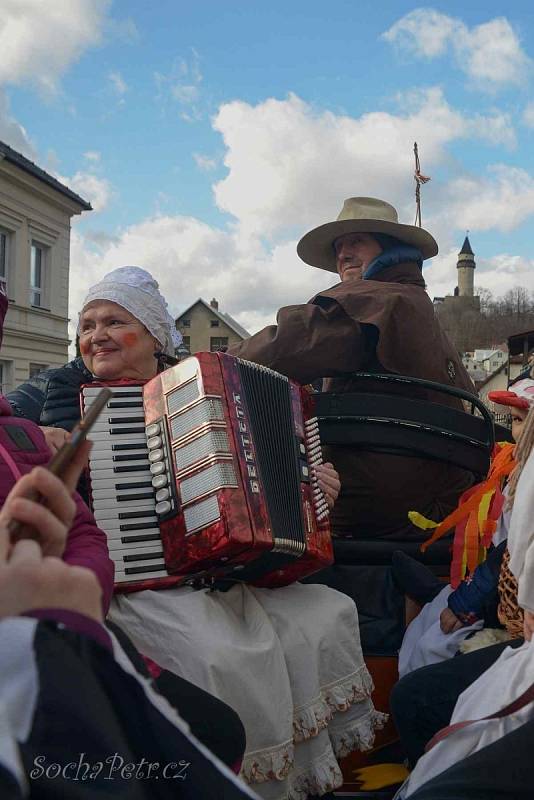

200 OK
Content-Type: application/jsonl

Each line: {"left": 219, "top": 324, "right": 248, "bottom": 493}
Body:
{"left": 81, "top": 352, "right": 333, "bottom": 593}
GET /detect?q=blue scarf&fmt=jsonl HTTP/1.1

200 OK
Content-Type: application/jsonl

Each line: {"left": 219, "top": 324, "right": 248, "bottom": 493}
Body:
{"left": 363, "top": 235, "right": 424, "bottom": 280}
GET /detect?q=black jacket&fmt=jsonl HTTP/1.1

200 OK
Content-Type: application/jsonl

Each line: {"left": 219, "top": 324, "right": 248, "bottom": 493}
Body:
{"left": 7, "top": 357, "right": 92, "bottom": 431}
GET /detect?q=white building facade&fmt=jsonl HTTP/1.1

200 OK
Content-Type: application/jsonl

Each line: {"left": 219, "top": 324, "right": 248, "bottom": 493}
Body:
{"left": 0, "top": 142, "right": 90, "bottom": 392}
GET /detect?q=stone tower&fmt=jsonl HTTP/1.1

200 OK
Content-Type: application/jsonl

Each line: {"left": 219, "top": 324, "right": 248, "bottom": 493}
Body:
{"left": 457, "top": 235, "right": 475, "bottom": 298}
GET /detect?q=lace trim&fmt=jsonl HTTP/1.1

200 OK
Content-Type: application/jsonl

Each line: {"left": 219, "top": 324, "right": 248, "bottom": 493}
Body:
{"left": 244, "top": 708, "right": 388, "bottom": 798}
{"left": 242, "top": 739, "right": 295, "bottom": 785}
{"left": 293, "top": 664, "right": 375, "bottom": 742}
{"left": 287, "top": 745, "right": 343, "bottom": 800}
{"left": 330, "top": 708, "right": 389, "bottom": 759}
{"left": 241, "top": 674, "right": 387, "bottom": 788}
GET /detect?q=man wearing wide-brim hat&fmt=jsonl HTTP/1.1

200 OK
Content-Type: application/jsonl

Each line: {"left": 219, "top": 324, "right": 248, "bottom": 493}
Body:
{"left": 231, "top": 197, "right": 474, "bottom": 541}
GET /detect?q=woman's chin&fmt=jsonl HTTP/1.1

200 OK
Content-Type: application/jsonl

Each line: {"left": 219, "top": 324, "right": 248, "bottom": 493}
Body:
{"left": 91, "top": 360, "right": 124, "bottom": 381}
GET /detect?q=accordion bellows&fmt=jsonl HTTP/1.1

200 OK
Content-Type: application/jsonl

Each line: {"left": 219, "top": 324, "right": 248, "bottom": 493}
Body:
{"left": 82, "top": 352, "right": 333, "bottom": 593}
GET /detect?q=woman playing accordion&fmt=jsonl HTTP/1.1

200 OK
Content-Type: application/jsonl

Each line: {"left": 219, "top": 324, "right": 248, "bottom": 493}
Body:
{"left": 7, "top": 266, "right": 386, "bottom": 800}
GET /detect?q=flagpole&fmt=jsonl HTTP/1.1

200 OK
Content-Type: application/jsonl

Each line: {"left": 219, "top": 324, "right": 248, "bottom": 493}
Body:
{"left": 413, "top": 142, "right": 431, "bottom": 227}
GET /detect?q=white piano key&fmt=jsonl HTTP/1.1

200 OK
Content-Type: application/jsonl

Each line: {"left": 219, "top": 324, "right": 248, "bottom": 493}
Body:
{"left": 88, "top": 467, "right": 153, "bottom": 481}
{"left": 88, "top": 458, "right": 150, "bottom": 471}
{"left": 92, "top": 516, "right": 158, "bottom": 531}
{"left": 89, "top": 476, "right": 153, "bottom": 491}
{"left": 91, "top": 486, "right": 155, "bottom": 501}
{"left": 83, "top": 385, "right": 143, "bottom": 397}
{"left": 94, "top": 496, "right": 156, "bottom": 512}
{"left": 108, "top": 543, "right": 164, "bottom": 559}
{"left": 94, "top": 508, "right": 157, "bottom": 525}
{"left": 89, "top": 448, "right": 149, "bottom": 463}
{"left": 90, "top": 420, "right": 146, "bottom": 433}
{"left": 85, "top": 404, "right": 145, "bottom": 420}
{"left": 87, "top": 431, "right": 147, "bottom": 443}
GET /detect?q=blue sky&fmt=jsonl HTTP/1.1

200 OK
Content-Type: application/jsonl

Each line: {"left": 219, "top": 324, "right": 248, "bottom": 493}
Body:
{"left": 2, "top": 0, "right": 534, "bottom": 335}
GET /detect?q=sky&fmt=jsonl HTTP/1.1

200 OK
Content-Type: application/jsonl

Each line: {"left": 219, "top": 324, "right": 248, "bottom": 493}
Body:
{"left": 2, "top": 0, "right": 534, "bottom": 342}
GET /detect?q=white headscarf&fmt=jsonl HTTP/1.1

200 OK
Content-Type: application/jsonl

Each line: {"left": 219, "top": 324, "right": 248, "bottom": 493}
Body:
{"left": 79, "top": 266, "right": 182, "bottom": 356}
{"left": 508, "top": 448, "right": 534, "bottom": 611}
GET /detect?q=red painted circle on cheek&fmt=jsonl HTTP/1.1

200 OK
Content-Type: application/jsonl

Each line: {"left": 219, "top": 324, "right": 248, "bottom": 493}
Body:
{"left": 122, "top": 332, "right": 139, "bottom": 347}
{"left": 79, "top": 340, "right": 91, "bottom": 355}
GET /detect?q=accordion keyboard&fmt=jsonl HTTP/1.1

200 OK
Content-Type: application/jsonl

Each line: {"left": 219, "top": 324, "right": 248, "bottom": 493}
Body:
{"left": 83, "top": 385, "right": 171, "bottom": 585}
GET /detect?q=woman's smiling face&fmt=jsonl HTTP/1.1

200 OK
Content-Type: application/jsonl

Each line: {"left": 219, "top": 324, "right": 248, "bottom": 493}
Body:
{"left": 78, "top": 300, "right": 160, "bottom": 380}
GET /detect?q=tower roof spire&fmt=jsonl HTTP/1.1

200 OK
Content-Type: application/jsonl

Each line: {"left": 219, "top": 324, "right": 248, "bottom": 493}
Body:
{"left": 459, "top": 235, "right": 474, "bottom": 256}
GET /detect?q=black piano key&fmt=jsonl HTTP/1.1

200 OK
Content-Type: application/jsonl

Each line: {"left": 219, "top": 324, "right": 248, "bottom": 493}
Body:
{"left": 125, "top": 564, "right": 167, "bottom": 575}
{"left": 108, "top": 416, "right": 145, "bottom": 424}
{"left": 110, "top": 427, "right": 145, "bottom": 435}
{"left": 113, "top": 464, "right": 150, "bottom": 473}
{"left": 124, "top": 551, "right": 164, "bottom": 562}
{"left": 119, "top": 510, "right": 158, "bottom": 520}
{"left": 117, "top": 492, "right": 155, "bottom": 502}
{"left": 115, "top": 481, "right": 153, "bottom": 490}
{"left": 121, "top": 533, "right": 162, "bottom": 543}
{"left": 113, "top": 443, "right": 150, "bottom": 452}
{"left": 109, "top": 401, "right": 144, "bottom": 408}
{"left": 113, "top": 453, "right": 148, "bottom": 462}
{"left": 105, "top": 391, "right": 142, "bottom": 398}
{"left": 120, "top": 522, "right": 160, "bottom": 532}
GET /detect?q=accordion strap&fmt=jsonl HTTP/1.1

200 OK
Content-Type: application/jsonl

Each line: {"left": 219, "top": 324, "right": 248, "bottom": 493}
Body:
{"left": 425, "top": 675, "right": 534, "bottom": 753}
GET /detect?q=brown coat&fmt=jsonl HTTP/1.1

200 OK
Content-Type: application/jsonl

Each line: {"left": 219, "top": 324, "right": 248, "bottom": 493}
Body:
{"left": 230, "top": 263, "right": 475, "bottom": 539}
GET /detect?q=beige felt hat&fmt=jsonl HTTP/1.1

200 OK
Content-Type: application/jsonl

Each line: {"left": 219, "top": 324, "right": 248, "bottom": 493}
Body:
{"left": 297, "top": 197, "right": 438, "bottom": 272}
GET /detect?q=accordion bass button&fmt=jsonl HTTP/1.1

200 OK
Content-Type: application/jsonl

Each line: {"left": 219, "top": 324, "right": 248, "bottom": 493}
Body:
{"left": 148, "top": 449, "right": 164, "bottom": 462}
{"left": 147, "top": 435, "right": 162, "bottom": 449}
{"left": 150, "top": 462, "right": 165, "bottom": 476}
{"left": 156, "top": 500, "right": 171, "bottom": 515}
{"left": 156, "top": 488, "right": 170, "bottom": 502}
{"left": 152, "top": 474, "right": 168, "bottom": 489}
{"left": 146, "top": 423, "right": 160, "bottom": 437}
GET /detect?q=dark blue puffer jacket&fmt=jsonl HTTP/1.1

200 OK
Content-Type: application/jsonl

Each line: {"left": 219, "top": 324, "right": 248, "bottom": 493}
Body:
{"left": 448, "top": 539, "right": 507, "bottom": 626}
{"left": 7, "top": 357, "right": 92, "bottom": 431}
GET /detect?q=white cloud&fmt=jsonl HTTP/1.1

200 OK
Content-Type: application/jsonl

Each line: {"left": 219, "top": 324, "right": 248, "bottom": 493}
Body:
{"left": 425, "top": 247, "right": 534, "bottom": 300}
{"left": 65, "top": 88, "right": 532, "bottom": 353}
{"left": 193, "top": 153, "right": 217, "bottom": 171}
{"left": 83, "top": 150, "right": 101, "bottom": 163}
{"left": 383, "top": 8, "right": 462, "bottom": 58}
{"left": 0, "top": 89, "right": 36, "bottom": 157}
{"left": 0, "top": 0, "right": 111, "bottom": 95}
{"left": 108, "top": 70, "right": 128, "bottom": 96}
{"left": 154, "top": 49, "right": 203, "bottom": 121}
{"left": 212, "top": 89, "right": 515, "bottom": 238}
{"left": 442, "top": 165, "right": 534, "bottom": 233}
{"left": 67, "top": 215, "right": 332, "bottom": 349}
{"left": 57, "top": 170, "right": 112, "bottom": 213}
{"left": 383, "top": 10, "right": 531, "bottom": 90}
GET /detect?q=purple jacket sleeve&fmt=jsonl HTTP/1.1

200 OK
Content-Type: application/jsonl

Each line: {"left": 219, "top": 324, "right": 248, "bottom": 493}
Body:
{"left": 62, "top": 493, "right": 114, "bottom": 614}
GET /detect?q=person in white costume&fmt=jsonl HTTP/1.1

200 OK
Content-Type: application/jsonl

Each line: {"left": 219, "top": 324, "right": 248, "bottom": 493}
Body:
{"left": 396, "top": 406, "right": 534, "bottom": 799}
{"left": 398, "top": 381, "right": 534, "bottom": 678}
{"left": 73, "top": 267, "right": 386, "bottom": 800}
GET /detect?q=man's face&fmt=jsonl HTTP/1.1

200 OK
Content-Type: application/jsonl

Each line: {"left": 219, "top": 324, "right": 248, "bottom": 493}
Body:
{"left": 334, "top": 233, "right": 383, "bottom": 282}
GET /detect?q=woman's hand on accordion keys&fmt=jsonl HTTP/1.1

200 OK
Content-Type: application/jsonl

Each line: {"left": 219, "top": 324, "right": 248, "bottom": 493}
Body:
{"left": 313, "top": 462, "right": 341, "bottom": 509}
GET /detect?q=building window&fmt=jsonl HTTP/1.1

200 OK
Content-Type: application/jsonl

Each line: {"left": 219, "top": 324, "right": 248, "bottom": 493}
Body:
{"left": 0, "top": 231, "right": 8, "bottom": 280}
{"left": 210, "top": 337, "right": 228, "bottom": 352}
{"left": 181, "top": 319, "right": 191, "bottom": 328}
{"left": 0, "top": 361, "right": 12, "bottom": 393}
{"left": 210, "top": 319, "right": 220, "bottom": 327}
{"left": 0, "top": 229, "right": 12, "bottom": 295}
{"left": 29, "top": 363, "right": 48, "bottom": 379}
{"left": 30, "top": 242, "right": 48, "bottom": 308}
